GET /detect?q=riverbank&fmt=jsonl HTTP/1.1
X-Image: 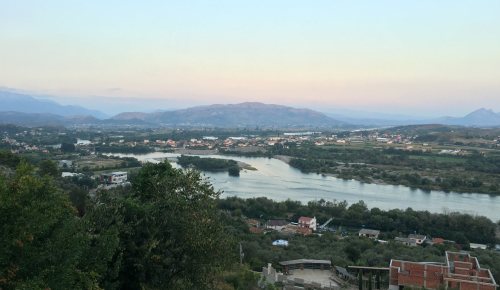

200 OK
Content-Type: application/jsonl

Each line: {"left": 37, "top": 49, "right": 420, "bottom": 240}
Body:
{"left": 274, "top": 154, "right": 389, "bottom": 186}
{"left": 99, "top": 151, "right": 500, "bottom": 220}
{"left": 172, "top": 148, "right": 218, "bottom": 155}
{"left": 236, "top": 161, "right": 257, "bottom": 171}
{"left": 276, "top": 150, "right": 500, "bottom": 196}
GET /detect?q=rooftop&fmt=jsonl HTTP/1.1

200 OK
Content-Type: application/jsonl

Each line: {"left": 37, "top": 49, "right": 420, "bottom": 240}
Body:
{"left": 298, "top": 216, "right": 314, "bottom": 223}
{"left": 408, "top": 234, "right": 426, "bottom": 240}
{"left": 359, "top": 229, "right": 380, "bottom": 235}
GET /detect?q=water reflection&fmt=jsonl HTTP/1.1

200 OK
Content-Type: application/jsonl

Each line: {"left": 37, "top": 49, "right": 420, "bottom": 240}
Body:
{"left": 105, "top": 152, "right": 500, "bottom": 221}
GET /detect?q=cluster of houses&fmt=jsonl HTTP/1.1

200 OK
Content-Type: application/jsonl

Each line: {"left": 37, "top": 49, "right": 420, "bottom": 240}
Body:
{"left": 247, "top": 216, "right": 318, "bottom": 237}
{"left": 2, "top": 136, "right": 51, "bottom": 153}
{"left": 359, "top": 229, "right": 435, "bottom": 246}
{"left": 358, "top": 228, "right": 490, "bottom": 250}
{"left": 2, "top": 129, "right": 422, "bottom": 154}
{"left": 2, "top": 127, "right": 484, "bottom": 160}
{"left": 394, "top": 234, "right": 427, "bottom": 246}
{"left": 249, "top": 220, "right": 491, "bottom": 251}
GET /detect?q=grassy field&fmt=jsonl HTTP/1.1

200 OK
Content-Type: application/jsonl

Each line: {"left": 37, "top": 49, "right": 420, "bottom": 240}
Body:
{"left": 76, "top": 159, "right": 124, "bottom": 170}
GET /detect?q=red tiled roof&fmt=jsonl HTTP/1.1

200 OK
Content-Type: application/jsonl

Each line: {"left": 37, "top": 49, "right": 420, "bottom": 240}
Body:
{"left": 432, "top": 238, "right": 445, "bottom": 244}
{"left": 298, "top": 216, "right": 313, "bottom": 223}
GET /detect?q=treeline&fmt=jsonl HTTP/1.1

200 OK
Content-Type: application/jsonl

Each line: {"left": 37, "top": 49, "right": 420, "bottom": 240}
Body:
{"left": 219, "top": 197, "right": 500, "bottom": 283}
{"left": 219, "top": 148, "right": 270, "bottom": 158}
{"left": 1, "top": 149, "right": 498, "bottom": 289}
{"left": 95, "top": 145, "right": 154, "bottom": 154}
{"left": 177, "top": 155, "right": 241, "bottom": 176}
{"left": 0, "top": 152, "right": 238, "bottom": 289}
{"left": 218, "top": 197, "right": 498, "bottom": 245}
{"left": 229, "top": 220, "right": 500, "bottom": 283}
{"left": 274, "top": 143, "right": 500, "bottom": 194}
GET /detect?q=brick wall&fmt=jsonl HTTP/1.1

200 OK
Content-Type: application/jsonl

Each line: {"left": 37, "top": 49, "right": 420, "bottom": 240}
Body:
{"left": 455, "top": 261, "right": 474, "bottom": 270}
{"left": 390, "top": 253, "right": 497, "bottom": 290}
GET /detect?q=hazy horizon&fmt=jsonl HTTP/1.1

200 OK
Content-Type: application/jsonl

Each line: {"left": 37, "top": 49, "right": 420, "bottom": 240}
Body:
{"left": 1, "top": 1, "right": 500, "bottom": 116}
{"left": 2, "top": 86, "right": 498, "bottom": 120}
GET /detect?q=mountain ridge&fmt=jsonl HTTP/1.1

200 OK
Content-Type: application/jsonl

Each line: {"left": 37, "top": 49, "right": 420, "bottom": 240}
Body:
{"left": 0, "top": 90, "right": 107, "bottom": 118}
{"left": 135, "top": 102, "right": 348, "bottom": 128}
{"left": 1, "top": 90, "right": 499, "bottom": 128}
{"left": 433, "top": 108, "right": 500, "bottom": 127}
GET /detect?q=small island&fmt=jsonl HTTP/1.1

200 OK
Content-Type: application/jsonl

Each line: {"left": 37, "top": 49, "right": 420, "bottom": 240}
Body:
{"left": 177, "top": 155, "right": 241, "bottom": 176}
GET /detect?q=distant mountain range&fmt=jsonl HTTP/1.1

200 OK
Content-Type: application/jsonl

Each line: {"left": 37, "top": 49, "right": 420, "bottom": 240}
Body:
{"left": 433, "top": 108, "right": 500, "bottom": 127}
{"left": 0, "top": 90, "right": 107, "bottom": 118}
{"left": 112, "top": 102, "right": 346, "bottom": 128}
{"left": 1, "top": 90, "right": 500, "bottom": 128}
{"left": 327, "top": 108, "right": 500, "bottom": 128}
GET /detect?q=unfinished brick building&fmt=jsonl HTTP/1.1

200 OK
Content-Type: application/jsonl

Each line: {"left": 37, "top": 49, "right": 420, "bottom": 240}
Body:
{"left": 389, "top": 251, "right": 497, "bottom": 290}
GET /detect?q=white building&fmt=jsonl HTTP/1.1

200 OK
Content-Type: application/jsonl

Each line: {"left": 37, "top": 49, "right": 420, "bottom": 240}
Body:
{"left": 359, "top": 229, "right": 380, "bottom": 239}
{"left": 100, "top": 172, "right": 128, "bottom": 184}
{"left": 470, "top": 243, "right": 487, "bottom": 250}
{"left": 298, "top": 216, "right": 317, "bottom": 231}
{"left": 61, "top": 172, "right": 83, "bottom": 178}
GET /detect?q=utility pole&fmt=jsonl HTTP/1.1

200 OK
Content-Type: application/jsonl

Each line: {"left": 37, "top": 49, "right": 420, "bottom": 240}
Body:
{"left": 358, "top": 269, "right": 363, "bottom": 290}
{"left": 239, "top": 242, "right": 244, "bottom": 265}
{"left": 368, "top": 271, "right": 373, "bottom": 290}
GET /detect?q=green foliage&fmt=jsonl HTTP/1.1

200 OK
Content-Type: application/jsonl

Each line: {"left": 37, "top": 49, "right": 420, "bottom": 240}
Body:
{"left": 219, "top": 264, "right": 261, "bottom": 290}
{"left": 228, "top": 165, "right": 240, "bottom": 176}
{"left": 0, "top": 150, "right": 21, "bottom": 169}
{"left": 0, "top": 158, "right": 234, "bottom": 289}
{"left": 178, "top": 155, "right": 241, "bottom": 176}
{"left": 219, "top": 197, "right": 497, "bottom": 244}
{"left": 38, "top": 159, "right": 59, "bottom": 177}
{"left": 104, "top": 161, "right": 233, "bottom": 289}
{"left": 0, "top": 161, "right": 101, "bottom": 289}
{"left": 275, "top": 143, "right": 500, "bottom": 195}
{"left": 60, "top": 142, "right": 76, "bottom": 153}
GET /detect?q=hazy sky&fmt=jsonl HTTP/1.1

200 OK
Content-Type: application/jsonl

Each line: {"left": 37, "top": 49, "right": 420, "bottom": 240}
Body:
{"left": 1, "top": 1, "right": 500, "bottom": 116}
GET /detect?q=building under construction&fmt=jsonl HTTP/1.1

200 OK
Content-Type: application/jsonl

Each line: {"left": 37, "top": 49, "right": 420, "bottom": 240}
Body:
{"left": 389, "top": 251, "right": 497, "bottom": 290}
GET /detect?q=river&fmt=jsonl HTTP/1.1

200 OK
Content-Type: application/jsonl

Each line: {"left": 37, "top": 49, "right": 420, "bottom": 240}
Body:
{"left": 105, "top": 152, "right": 500, "bottom": 221}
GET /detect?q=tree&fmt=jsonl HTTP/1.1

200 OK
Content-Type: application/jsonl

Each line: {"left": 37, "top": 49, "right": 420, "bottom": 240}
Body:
{"left": 104, "top": 162, "right": 233, "bottom": 289}
{"left": 0, "top": 161, "right": 100, "bottom": 289}
{"left": 0, "top": 151, "right": 21, "bottom": 169}
{"left": 60, "top": 142, "right": 75, "bottom": 153}
{"left": 346, "top": 243, "right": 361, "bottom": 262}
{"left": 38, "top": 159, "right": 59, "bottom": 177}
{"left": 0, "top": 159, "right": 234, "bottom": 290}
{"left": 228, "top": 166, "right": 240, "bottom": 177}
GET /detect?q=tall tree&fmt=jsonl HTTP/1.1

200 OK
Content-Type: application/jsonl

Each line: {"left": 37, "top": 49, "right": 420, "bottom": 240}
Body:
{"left": 96, "top": 161, "right": 233, "bottom": 289}
{"left": 0, "top": 161, "right": 100, "bottom": 289}
{"left": 38, "top": 159, "right": 59, "bottom": 178}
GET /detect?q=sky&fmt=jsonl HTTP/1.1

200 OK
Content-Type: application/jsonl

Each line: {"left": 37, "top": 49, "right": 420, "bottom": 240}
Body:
{"left": 1, "top": 1, "right": 500, "bottom": 116}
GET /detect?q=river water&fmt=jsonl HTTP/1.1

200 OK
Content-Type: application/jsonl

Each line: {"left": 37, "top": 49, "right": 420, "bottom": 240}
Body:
{"left": 106, "top": 152, "right": 500, "bottom": 221}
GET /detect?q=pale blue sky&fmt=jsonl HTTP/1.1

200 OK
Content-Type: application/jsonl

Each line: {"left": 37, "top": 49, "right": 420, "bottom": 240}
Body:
{"left": 1, "top": 1, "right": 499, "bottom": 116}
